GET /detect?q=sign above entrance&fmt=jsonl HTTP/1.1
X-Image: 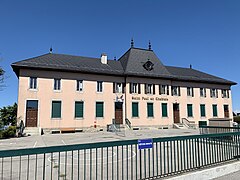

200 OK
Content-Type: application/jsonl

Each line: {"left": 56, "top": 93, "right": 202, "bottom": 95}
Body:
{"left": 132, "top": 96, "right": 168, "bottom": 101}
{"left": 138, "top": 139, "right": 153, "bottom": 150}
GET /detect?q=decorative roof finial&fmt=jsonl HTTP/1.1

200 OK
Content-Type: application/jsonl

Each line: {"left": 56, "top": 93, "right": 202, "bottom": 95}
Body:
{"left": 49, "top": 46, "right": 53, "bottom": 54}
{"left": 148, "top": 40, "right": 152, "bottom": 50}
{"left": 131, "top": 38, "right": 134, "bottom": 48}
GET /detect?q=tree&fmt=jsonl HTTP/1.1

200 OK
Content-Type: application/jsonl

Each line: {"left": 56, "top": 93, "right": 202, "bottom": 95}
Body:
{"left": 0, "top": 103, "right": 17, "bottom": 126}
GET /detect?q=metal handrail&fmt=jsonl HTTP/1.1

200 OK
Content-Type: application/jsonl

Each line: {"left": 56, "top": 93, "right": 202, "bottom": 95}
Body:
{"left": 125, "top": 118, "right": 131, "bottom": 129}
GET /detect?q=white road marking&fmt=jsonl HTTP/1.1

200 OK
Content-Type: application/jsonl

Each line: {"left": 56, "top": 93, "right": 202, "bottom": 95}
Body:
{"left": 33, "top": 141, "right": 37, "bottom": 148}
{"left": 62, "top": 140, "right": 66, "bottom": 145}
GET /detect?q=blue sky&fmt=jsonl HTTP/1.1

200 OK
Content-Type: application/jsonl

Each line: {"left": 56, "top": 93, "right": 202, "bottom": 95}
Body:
{"left": 0, "top": 0, "right": 239, "bottom": 111}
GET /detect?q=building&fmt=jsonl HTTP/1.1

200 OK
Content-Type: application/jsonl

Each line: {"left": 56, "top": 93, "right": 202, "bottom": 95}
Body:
{"left": 12, "top": 42, "right": 236, "bottom": 134}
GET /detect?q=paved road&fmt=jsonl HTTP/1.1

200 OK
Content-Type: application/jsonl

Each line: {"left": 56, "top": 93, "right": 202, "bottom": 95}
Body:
{"left": 214, "top": 170, "right": 240, "bottom": 180}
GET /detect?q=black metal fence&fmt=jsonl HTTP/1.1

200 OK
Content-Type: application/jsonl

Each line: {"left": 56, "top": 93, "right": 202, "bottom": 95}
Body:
{"left": 0, "top": 132, "right": 240, "bottom": 180}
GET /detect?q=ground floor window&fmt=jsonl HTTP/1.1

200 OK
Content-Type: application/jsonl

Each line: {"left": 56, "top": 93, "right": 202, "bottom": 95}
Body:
{"left": 52, "top": 101, "right": 61, "bottom": 118}
{"left": 187, "top": 104, "right": 193, "bottom": 117}
{"left": 147, "top": 103, "right": 154, "bottom": 117}
{"left": 212, "top": 105, "right": 218, "bottom": 117}
{"left": 96, "top": 102, "right": 104, "bottom": 117}
{"left": 200, "top": 104, "right": 206, "bottom": 117}
{"left": 132, "top": 102, "right": 139, "bottom": 117}
{"left": 161, "top": 103, "right": 168, "bottom": 117}
{"left": 75, "top": 101, "right": 84, "bottom": 118}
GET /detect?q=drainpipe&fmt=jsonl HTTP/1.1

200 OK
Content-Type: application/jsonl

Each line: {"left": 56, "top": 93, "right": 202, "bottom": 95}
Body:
{"left": 124, "top": 75, "right": 127, "bottom": 124}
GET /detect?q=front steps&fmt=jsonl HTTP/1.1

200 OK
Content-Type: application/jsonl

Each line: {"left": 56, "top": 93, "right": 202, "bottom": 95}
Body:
{"left": 24, "top": 127, "right": 41, "bottom": 136}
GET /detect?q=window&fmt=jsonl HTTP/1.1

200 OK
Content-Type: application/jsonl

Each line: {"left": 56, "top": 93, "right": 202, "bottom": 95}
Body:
{"left": 212, "top": 105, "right": 218, "bottom": 117}
{"left": 130, "top": 83, "right": 141, "bottom": 94}
{"left": 172, "top": 86, "right": 181, "bottom": 96}
{"left": 187, "top": 87, "right": 194, "bottom": 97}
{"left": 132, "top": 102, "right": 139, "bottom": 117}
{"left": 96, "top": 102, "right": 104, "bottom": 117}
{"left": 52, "top": 101, "right": 61, "bottom": 118}
{"left": 222, "top": 89, "right": 229, "bottom": 98}
{"left": 75, "top": 101, "right": 84, "bottom": 118}
{"left": 210, "top": 89, "right": 218, "bottom": 98}
{"left": 160, "top": 85, "right": 169, "bottom": 95}
{"left": 224, "top": 105, "right": 229, "bottom": 118}
{"left": 187, "top": 104, "right": 193, "bottom": 117}
{"left": 29, "top": 77, "right": 37, "bottom": 89}
{"left": 54, "top": 79, "right": 61, "bottom": 90}
{"left": 145, "top": 84, "right": 155, "bottom": 94}
{"left": 162, "top": 103, "right": 168, "bottom": 117}
{"left": 115, "top": 83, "right": 122, "bottom": 93}
{"left": 200, "top": 88, "right": 206, "bottom": 97}
{"left": 76, "top": 80, "right": 83, "bottom": 92}
{"left": 147, "top": 103, "right": 154, "bottom": 117}
{"left": 97, "top": 81, "right": 103, "bottom": 92}
{"left": 200, "top": 104, "right": 206, "bottom": 117}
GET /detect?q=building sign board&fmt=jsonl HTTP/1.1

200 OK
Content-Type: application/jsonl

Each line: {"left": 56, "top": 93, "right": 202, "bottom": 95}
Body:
{"left": 132, "top": 96, "right": 168, "bottom": 101}
{"left": 138, "top": 139, "right": 153, "bottom": 150}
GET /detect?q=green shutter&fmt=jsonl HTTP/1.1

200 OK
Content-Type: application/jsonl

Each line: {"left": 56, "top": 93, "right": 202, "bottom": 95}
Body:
{"left": 52, "top": 101, "right": 61, "bottom": 118}
{"left": 213, "top": 105, "right": 218, "bottom": 117}
{"left": 75, "top": 101, "right": 84, "bottom": 118}
{"left": 162, "top": 103, "right": 168, "bottom": 117}
{"left": 147, "top": 103, "right": 154, "bottom": 117}
{"left": 187, "top": 104, "right": 193, "bottom": 117}
{"left": 96, "top": 102, "right": 104, "bottom": 117}
{"left": 200, "top": 104, "right": 206, "bottom": 117}
{"left": 132, "top": 102, "right": 139, "bottom": 117}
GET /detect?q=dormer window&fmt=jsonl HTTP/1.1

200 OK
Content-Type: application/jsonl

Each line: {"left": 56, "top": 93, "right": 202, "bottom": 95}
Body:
{"left": 143, "top": 60, "right": 154, "bottom": 71}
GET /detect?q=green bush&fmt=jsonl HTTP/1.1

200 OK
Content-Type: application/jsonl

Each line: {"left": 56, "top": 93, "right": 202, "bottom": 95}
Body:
{"left": 234, "top": 116, "right": 240, "bottom": 123}
{"left": 0, "top": 126, "right": 16, "bottom": 139}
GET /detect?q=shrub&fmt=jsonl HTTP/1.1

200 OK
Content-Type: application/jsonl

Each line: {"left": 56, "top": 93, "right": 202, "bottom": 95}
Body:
{"left": 0, "top": 126, "right": 16, "bottom": 139}
{"left": 234, "top": 116, "right": 240, "bottom": 123}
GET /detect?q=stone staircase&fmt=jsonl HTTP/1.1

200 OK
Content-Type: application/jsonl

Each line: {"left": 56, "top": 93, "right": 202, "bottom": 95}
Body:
{"left": 24, "top": 127, "right": 41, "bottom": 136}
{"left": 173, "top": 123, "right": 188, "bottom": 129}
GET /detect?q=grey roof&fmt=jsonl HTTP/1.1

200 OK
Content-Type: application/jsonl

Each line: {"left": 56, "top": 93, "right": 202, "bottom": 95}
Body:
{"left": 12, "top": 47, "right": 236, "bottom": 85}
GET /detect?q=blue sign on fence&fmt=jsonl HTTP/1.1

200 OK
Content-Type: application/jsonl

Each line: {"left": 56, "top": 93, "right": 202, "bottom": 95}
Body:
{"left": 138, "top": 139, "right": 153, "bottom": 150}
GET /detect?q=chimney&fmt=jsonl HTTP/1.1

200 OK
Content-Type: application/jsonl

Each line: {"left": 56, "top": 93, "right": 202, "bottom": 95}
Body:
{"left": 101, "top": 53, "right": 107, "bottom": 64}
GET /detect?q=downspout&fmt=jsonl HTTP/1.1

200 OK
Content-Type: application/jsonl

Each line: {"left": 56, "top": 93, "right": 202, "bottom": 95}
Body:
{"left": 124, "top": 75, "right": 127, "bottom": 123}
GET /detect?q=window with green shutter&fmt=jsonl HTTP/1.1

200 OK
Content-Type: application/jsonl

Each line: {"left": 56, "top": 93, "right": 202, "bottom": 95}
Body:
{"left": 200, "top": 104, "right": 206, "bottom": 117}
{"left": 147, "top": 103, "right": 154, "bottom": 117}
{"left": 96, "top": 102, "right": 104, "bottom": 117}
{"left": 187, "top": 104, "right": 193, "bottom": 117}
{"left": 75, "top": 101, "right": 84, "bottom": 118}
{"left": 132, "top": 102, "right": 139, "bottom": 117}
{"left": 52, "top": 101, "right": 61, "bottom": 118}
{"left": 162, "top": 103, "right": 168, "bottom": 117}
{"left": 213, "top": 105, "right": 218, "bottom": 117}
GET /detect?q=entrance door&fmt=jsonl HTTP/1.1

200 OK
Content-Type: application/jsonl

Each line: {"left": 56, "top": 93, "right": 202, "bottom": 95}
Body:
{"left": 224, "top": 105, "right": 229, "bottom": 118}
{"left": 173, "top": 103, "right": 180, "bottom": 123}
{"left": 26, "top": 100, "right": 38, "bottom": 127}
{"left": 115, "top": 102, "right": 123, "bottom": 124}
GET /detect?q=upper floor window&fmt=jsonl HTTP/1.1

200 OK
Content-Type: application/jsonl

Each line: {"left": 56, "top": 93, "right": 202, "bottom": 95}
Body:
{"left": 200, "top": 88, "right": 206, "bottom": 97}
{"left": 159, "top": 85, "right": 169, "bottom": 95}
{"left": 187, "top": 87, "right": 194, "bottom": 97}
{"left": 145, "top": 84, "right": 155, "bottom": 94}
{"left": 172, "top": 86, "right": 181, "bottom": 96}
{"left": 97, "top": 81, "right": 103, "bottom": 92}
{"left": 76, "top": 80, "right": 83, "bottom": 92}
{"left": 54, "top": 79, "right": 61, "bottom": 91}
{"left": 29, "top": 77, "right": 37, "bottom": 89}
{"left": 210, "top": 89, "right": 218, "bottom": 98}
{"left": 130, "top": 83, "right": 141, "bottom": 94}
{"left": 113, "top": 82, "right": 123, "bottom": 93}
{"left": 222, "top": 89, "right": 229, "bottom": 98}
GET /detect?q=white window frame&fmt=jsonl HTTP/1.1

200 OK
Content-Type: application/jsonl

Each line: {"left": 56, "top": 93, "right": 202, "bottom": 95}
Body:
{"left": 160, "top": 85, "right": 168, "bottom": 95}
{"left": 147, "top": 84, "right": 153, "bottom": 94}
{"left": 172, "top": 86, "right": 179, "bottom": 96}
{"left": 54, "top": 79, "right": 61, "bottom": 91}
{"left": 187, "top": 87, "right": 193, "bottom": 97}
{"left": 97, "top": 81, "right": 103, "bottom": 92}
{"left": 132, "top": 83, "right": 138, "bottom": 94}
{"left": 210, "top": 89, "right": 217, "bottom": 98}
{"left": 115, "top": 83, "right": 122, "bottom": 93}
{"left": 222, "top": 89, "right": 229, "bottom": 98}
{"left": 29, "top": 77, "right": 37, "bottom": 89}
{"left": 76, "top": 80, "right": 83, "bottom": 92}
{"left": 200, "top": 88, "right": 206, "bottom": 97}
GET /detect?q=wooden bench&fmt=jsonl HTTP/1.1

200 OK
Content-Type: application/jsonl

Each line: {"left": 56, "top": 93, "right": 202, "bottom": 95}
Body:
{"left": 60, "top": 128, "right": 76, "bottom": 133}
